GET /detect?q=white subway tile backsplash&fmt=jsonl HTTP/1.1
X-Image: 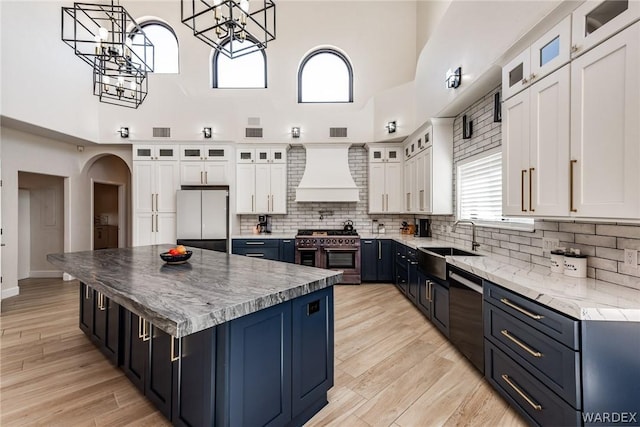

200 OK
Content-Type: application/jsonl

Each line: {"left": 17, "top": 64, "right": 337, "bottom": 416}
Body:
{"left": 575, "top": 234, "right": 616, "bottom": 248}
{"left": 559, "top": 222, "right": 596, "bottom": 234}
{"left": 596, "top": 224, "right": 640, "bottom": 239}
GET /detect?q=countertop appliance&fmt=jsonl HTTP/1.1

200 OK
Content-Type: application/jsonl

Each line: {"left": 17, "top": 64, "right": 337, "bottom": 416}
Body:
{"left": 257, "top": 214, "right": 272, "bottom": 234}
{"left": 418, "top": 218, "right": 432, "bottom": 237}
{"left": 295, "top": 229, "right": 361, "bottom": 284}
{"left": 176, "top": 187, "right": 229, "bottom": 253}
{"left": 448, "top": 265, "right": 484, "bottom": 373}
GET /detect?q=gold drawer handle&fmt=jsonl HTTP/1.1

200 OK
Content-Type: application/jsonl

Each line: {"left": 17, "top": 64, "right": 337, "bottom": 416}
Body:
{"left": 501, "top": 329, "right": 543, "bottom": 358}
{"left": 138, "top": 317, "right": 151, "bottom": 341}
{"left": 170, "top": 336, "right": 180, "bottom": 362}
{"left": 500, "top": 298, "right": 544, "bottom": 320}
{"left": 501, "top": 374, "right": 542, "bottom": 411}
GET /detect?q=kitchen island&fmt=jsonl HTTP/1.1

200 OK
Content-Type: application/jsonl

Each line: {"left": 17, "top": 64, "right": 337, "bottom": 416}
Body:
{"left": 47, "top": 245, "right": 342, "bottom": 427}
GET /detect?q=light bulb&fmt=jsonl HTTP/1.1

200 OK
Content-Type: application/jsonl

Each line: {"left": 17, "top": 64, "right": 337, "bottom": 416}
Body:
{"left": 98, "top": 27, "right": 108, "bottom": 41}
{"left": 118, "top": 76, "right": 124, "bottom": 87}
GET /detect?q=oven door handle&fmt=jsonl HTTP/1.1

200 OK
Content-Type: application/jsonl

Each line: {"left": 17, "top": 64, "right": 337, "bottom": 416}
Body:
{"left": 297, "top": 247, "right": 318, "bottom": 251}
{"left": 323, "top": 248, "right": 359, "bottom": 252}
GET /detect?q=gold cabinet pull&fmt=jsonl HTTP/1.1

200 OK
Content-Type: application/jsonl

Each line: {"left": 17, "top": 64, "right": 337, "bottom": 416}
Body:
{"left": 170, "top": 336, "right": 180, "bottom": 362}
{"left": 501, "top": 374, "right": 542, "bottom": 411}
{"left": 141, "top": 318, "right": 151, "bottom": 341}
{"left": 205, "top": 171, "right": 208, "bottom": 184}
{"left": 85, "top": 285, "right": 91, "bottom": 300}
{"left": 500, "top": 298, "right": 544, "bottom": 320}
{"left": 521, "top": 169, "right": 527, "bottom": 211}
{"left": 501, "top": 329, "right": 543, "bottom": 358}
{"left": 155, "top": 193, "right": 158, "bottom": 212}
{"left": 381, "top": 194, "right": 384, "bottom": 211}
{"left": 138, "top": 316, "right": 144, "bottom": 339}
{"left": 251, "top": 194, "right": 255, "bottom": 212}
{"left": 97, "top": 293, "right": 106, "bottom": 311}
{"left": 528, "top": 167, "right": 535, "bottom": 212}
{"left": 378, "top": 241, "right": 382, "bottom": 260}
{"left": 569, "top": 160, "right": 577, "bottom": 212}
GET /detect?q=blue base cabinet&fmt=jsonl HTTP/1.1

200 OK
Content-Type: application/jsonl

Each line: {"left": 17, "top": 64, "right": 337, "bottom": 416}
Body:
{"left": 361, "top": 239, "right": 394, "bottom": 282}
{"left": 83, "top": 283, "right": 334, "bottom": 427}
{"left": 79, "top": 282, "right": 122, "bottom": 365}
{"left": 232, "top": 238, "right": 297, "bottom": 264}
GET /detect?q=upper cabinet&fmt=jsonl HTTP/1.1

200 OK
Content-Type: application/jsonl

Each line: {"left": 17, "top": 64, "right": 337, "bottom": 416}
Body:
{"left": 236, "top": 145, "right": 288, "bottom": 214}
{"left": 179, "top": 145, "right": 231, "bottom": 186}
{"left": 133, "top": 145, "right": 179, "bottom": 161}
{"left": 571, "top": 0, "right": 640, "bottom": 57}
{"left": 368, "top": 144, "right": 402, "bottom": 213}
{"left": 502, "top": 16, "right": 572, "bottom": 100}
{"left": 502, "top": 8, "right": 640, "bottom": 220}
{"left": 503, "top": 64, "right": 571, "bottom": 217}
{"left": 570, "top": 22, "right": 640, "bottom": 218}
{"left": 401, "top": 119, "right": 453, "bottom": 215}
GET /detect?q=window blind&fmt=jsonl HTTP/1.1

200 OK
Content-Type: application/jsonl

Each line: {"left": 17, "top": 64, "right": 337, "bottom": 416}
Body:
{"left": 457, "top": 151, "right": 533, "bottom": 226}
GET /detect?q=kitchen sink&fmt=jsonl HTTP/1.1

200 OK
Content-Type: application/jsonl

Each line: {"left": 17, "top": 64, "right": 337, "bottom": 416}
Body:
{"left": 422, "top": 247, "right": 481, "bottom": 257}
{"left": 417, "top": 247, "right": 481, "bottom": 280}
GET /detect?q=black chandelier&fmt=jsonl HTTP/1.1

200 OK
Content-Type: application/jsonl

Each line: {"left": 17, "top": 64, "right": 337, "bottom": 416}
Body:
{"left": 181, "top": 0, "right": 276, "bottom": 59}
{"left": 61, "top": 1, "right": 154, "bottom": 108}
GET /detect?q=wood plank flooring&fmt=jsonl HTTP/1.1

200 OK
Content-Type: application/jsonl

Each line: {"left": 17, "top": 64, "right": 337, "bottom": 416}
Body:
{"left": 1, "top": 278, "right": 525, "bottom": 426}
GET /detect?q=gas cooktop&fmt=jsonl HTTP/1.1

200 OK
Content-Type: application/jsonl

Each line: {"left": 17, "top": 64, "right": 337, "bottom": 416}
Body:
{"left": 296, "top": 229, "right": 359, "bottom": 237}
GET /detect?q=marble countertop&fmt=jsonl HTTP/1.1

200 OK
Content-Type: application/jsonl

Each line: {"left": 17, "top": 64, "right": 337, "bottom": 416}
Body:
{"left": 387, "top": 237, "right": 640, "bottom": 321}
{"left": 47, "top": 245, "right": 342, "bottom": 337}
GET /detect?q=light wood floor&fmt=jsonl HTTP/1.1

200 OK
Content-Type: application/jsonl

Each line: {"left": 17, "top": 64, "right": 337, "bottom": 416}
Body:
{"left": 1, "top": 278, "right": 525, "bottom": 426}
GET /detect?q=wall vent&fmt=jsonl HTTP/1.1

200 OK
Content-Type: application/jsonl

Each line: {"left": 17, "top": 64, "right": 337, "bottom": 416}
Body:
{"left": 245, "top": 128, "right": 263, "bottom": 138}
{"left": 330, "top": 127, "right": 348, "bottom": 138}
{"left": 152, "top": 127, "right": 171, "bottom": 138}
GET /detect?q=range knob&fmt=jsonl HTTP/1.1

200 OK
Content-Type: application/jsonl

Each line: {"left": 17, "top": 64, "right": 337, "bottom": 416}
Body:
{"left": 339, "top": 239, "right": 343, "bottom": 244}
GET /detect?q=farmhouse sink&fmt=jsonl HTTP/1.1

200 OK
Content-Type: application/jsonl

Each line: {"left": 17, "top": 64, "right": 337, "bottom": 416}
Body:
{"left": 417, "top": 247, "right": 481, "bottom": 280}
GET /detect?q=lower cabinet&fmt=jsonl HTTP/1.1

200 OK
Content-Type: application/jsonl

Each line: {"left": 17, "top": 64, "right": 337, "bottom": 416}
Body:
{"left": 79, "top": 282, "right": 122, "bottom": 365}
{"left": 232, "top": 238, "right": 297, "bottom": 263}
{"left": 415, "top": 271, "right": 450, "bottom": 337}
{"left": 90, "top": 284, "right": 333, "bottom": 427}
{"left": 394, "top": 243, "right": 408, "bottom": 294}
{"left": 406, "top": 248, "right": 419, "bottom": 304}
{"left": 361, "top": 239, "right": 394, "bottom": 282}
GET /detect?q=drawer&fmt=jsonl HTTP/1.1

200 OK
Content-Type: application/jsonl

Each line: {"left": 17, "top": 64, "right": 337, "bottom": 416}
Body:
{"left": 485, "top": 341, "right": 582, "bottom": 427}
{"left": 485, "top": 302, "right": 581, "bottom": 408}
{"left": 232, "top": 247, "right": 280, "bottom": 261}
{"left": 484, "top": 281, "right": 579, "bottom": 350}
{"left": 232, "top": 239, "right": 280, "bottom": 249}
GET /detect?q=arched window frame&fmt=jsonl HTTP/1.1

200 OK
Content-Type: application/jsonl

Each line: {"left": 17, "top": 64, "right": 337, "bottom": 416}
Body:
{"left": 298, "top": 48, "right": 354, "bottom": 103}
{"left": 129, "top": 19, "right": 179, "bottom": 74}
{"left": 211, "top": 36, "right": 268, "bottom": 89}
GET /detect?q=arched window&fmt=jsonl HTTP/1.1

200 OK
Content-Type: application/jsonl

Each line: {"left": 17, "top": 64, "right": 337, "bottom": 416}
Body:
{"left": 212, "top": 38, "right": 267, "bottom": 88}
{"left": 131, "top": 21, "right": 179, "bottom": 74}
{"left": 298, "top": 48, "right": 353, "bottom": 103}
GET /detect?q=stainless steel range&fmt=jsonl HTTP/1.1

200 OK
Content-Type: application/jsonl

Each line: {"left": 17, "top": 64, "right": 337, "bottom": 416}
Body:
{"left": 295, "top": 229, "right": 361, "bottom": 284}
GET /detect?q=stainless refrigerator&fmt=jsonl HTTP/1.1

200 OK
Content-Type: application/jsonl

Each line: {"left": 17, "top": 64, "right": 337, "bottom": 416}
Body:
{"left": 176, "top": 188, "right": 229, "bottom": 253}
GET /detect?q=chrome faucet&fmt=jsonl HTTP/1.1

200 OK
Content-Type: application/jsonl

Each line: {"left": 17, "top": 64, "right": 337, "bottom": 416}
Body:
{"left": 452, "top": 220, "right": 480, "bottom": 251}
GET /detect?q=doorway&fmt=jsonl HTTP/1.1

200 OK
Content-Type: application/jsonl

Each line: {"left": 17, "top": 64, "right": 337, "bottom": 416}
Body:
{"left": 93, "top": 182, "right": 120, "bottom": 249}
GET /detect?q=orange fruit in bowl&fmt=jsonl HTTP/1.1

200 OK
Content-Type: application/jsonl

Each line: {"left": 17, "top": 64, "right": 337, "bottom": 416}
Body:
{"left": 176, "top": 245, "right": 187, "bottom": 254}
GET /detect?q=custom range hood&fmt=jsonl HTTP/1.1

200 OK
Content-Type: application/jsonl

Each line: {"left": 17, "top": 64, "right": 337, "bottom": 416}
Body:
{"left": 295, "top": 143, "right": 359, "bottom": 202}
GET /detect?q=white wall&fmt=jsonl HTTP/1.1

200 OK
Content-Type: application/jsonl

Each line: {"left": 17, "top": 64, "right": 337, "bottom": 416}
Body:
{"left": 17, "top": 189, "right": 30, "bottom": 280}
{"left": 0, "top": 126, "right": 133, "bottom": 296}
{"left": 1, "top": 1, "right": 418, "bottom": 144}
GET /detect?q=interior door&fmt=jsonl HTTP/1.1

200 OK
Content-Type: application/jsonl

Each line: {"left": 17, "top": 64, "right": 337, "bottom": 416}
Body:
{"left": 201, "top": 190, "right": 228, "bottom": 240}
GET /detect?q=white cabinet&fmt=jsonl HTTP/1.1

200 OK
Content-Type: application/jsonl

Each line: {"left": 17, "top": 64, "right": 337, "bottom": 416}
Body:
{"left": 133, "top": 145, "right": 179, "bottom": 161}
{"left": 400, "top": 119, "right": 453, "bottom": 215}
{"left": 133, "top": 148, "right": 180, "bottom": 246}
{"left": 404, "top": 156, "right": 416, "bottom": 212}
{"left": 570, "top": 22, "right": 640, "bottom": 218}
{"left": 502, "top": 16, "right": 571, "bottom": 100}
{"left": 236, "top": 145, "right": 288, "bottom": 214}
{"left": 180, "top": 145, "right": 230, "bottom": 185}
{"left": 503, "top": 64, "right": 571, "bottom": 216}
{"left": 368, "top": 144, "right": 402, "bottom": 213}
{"left": 571, "top": 0, "right": 640, "bottom": 58}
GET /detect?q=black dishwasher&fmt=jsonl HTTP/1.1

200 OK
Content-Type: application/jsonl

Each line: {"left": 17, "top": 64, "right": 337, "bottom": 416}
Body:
{"left": 448, "top": 265, "right": 484, "bottom": 374}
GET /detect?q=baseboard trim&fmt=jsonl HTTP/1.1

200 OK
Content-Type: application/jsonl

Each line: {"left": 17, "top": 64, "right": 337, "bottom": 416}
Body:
{"left": 1, "top": 287, "right": 20, "bottom": 300}
{"left": 30, "top": 270, "right": 64, "bottom": 278}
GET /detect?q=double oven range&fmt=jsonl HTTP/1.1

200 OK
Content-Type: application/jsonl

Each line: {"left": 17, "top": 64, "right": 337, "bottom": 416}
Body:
{"left": 295, "top": 229, "right": 361, "bottom": 284}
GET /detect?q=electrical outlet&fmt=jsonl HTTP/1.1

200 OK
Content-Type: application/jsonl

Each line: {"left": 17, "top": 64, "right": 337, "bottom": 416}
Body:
{"left": 542, "top": 238, "right": 560, "bottom": 251}
{"left": 624, "top": 249, "right": 638, "bottom": 267}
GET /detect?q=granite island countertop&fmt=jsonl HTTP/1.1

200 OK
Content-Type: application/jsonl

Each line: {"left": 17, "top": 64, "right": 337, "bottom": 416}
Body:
{"left": 47, "top": 245, "right": 342, "bottom": 338}
{"left": 381, "top": 235, "right": 640, "bottom": 321}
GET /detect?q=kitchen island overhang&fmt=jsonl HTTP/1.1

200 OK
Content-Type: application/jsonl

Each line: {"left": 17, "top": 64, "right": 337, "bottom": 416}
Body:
{"left": 47, "top": 245, "right": 342, "bottom": 426}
